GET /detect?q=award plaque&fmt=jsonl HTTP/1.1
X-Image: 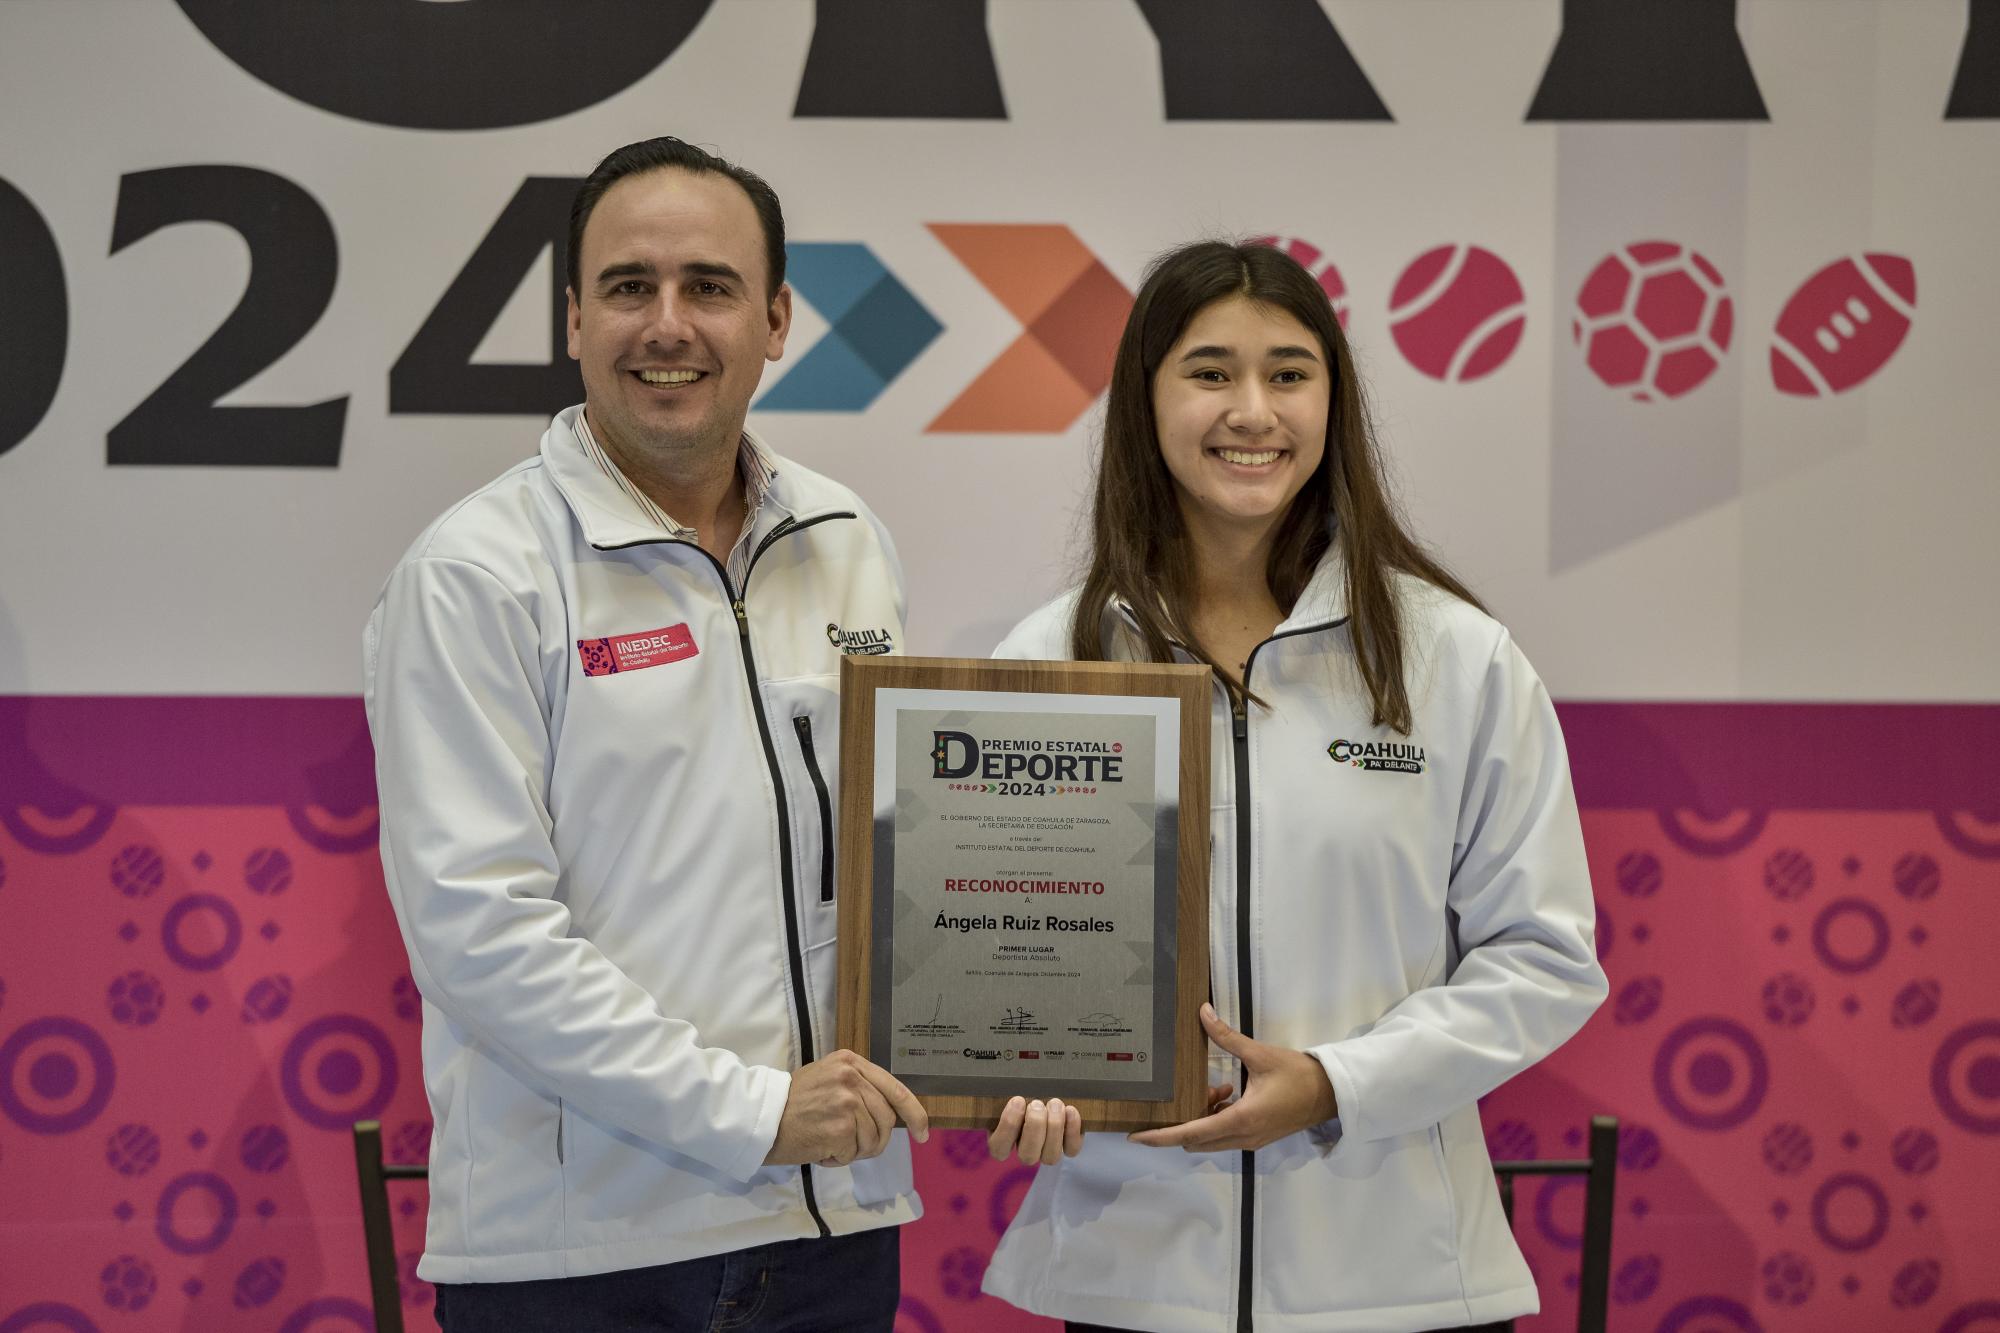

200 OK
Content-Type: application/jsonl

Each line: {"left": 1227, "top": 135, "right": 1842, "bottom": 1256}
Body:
{"left": 836, "top": 655, "right": 1210, "bottom": 1131}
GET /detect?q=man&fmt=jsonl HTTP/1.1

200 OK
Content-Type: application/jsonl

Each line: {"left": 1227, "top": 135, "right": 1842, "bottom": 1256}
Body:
{"left": 364, "top": 137, "right": 927, "bottom": 1332}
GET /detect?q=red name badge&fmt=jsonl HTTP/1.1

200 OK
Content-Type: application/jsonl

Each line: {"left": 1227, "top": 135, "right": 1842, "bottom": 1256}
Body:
{"left": 577, "top": 624, "right": 699, "bottom": 677}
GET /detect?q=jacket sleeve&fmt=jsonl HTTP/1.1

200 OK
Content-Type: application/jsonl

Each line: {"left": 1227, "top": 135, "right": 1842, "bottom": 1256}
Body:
{"left": 364, "top": 555, "right": 789, "bottom": 1182}
{"left": 1307, "top": 628, "right": 1607, "bottom": 1146}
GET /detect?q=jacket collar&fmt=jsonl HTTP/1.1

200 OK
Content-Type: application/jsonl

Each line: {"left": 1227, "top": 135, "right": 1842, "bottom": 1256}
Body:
{"left": 1108, "top": 533, "right": 1350, "bottom": 647}
{"left": 540, "top": 404, "right": 843, "bottom": 550}
{"left": 1276, "top": 540, "right": 1350, "bottom": 631}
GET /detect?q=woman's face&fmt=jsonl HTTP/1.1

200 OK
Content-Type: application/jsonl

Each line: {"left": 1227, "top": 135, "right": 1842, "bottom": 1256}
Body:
{"left": 1151, "top": 294, "right": 1329, "bottom": 543}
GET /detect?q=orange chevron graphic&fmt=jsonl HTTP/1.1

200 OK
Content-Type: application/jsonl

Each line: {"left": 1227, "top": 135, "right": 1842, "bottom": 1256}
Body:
{"left": 927, "top": 224, "right": 1134, "bottom": 433}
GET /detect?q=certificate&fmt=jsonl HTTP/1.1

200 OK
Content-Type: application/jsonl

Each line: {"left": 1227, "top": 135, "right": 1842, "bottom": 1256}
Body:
{"left": 837, "top": 656, "right": 1210, "bottom": 1131}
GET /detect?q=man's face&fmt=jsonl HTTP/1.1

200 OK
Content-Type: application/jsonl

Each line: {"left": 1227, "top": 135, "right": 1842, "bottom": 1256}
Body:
{"left": 566, "top": 168, "right": 791, "bottom": 467}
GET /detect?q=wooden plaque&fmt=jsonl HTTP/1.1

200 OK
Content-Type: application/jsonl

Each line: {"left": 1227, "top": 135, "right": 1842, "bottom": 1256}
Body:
{"left": 836, "top": 655, "right": 1210, "bottom": 1132}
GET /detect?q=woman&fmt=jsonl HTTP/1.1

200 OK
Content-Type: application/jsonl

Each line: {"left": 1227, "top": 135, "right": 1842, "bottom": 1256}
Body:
{"left": 979, "top": 240, "right": 1608, "bottom": 1333}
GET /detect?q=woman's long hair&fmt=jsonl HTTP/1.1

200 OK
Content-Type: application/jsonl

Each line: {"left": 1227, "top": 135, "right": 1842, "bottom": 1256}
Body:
{"left": 1069, "top": 240, "right": 1481, "bottom": 733}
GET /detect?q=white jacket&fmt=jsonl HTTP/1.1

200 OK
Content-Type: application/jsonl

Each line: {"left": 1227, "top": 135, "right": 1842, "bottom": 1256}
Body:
{"left": 983, "top": 551, "right": 1607, "bottom": 1332}
{"left": 363, "top": 407, "right": 918, "bottom": 1283}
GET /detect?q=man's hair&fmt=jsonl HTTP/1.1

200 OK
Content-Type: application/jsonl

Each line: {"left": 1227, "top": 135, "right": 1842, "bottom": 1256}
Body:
{"left": 566, "top": 137, "right": 787, "bottom": 300}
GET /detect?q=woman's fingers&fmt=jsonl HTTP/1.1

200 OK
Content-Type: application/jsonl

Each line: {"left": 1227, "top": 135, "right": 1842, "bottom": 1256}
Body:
{"left": 1018, "top": 1100, "right": 1050, "bottom": 1164}
{"left": 1037, "top": 1100, "right": 1068, "bottom": 1165}
{"left": 987, "top": 1095, "right": 1027, "bottom": 1160}
{"left": 1062, "top": 1101, "right": 1084, "bottom": 1157}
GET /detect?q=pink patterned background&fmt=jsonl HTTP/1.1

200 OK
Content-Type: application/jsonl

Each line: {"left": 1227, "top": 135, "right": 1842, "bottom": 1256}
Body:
{"left": 2, "top": 698, "right": 1996, "bottom": 1333}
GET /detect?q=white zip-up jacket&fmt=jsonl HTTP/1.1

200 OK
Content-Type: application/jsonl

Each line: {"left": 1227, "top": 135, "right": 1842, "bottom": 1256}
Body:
{"left": 363, "top": 407, "right": 918, "bottom": 1283}
{"left": 983, "top": 551, "right": 1607, "bottom": 1332}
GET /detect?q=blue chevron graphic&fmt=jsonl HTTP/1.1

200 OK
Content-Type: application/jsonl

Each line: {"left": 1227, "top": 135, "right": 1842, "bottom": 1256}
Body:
{"left": 758, "top": 243, "right": 942, "bottom": 411}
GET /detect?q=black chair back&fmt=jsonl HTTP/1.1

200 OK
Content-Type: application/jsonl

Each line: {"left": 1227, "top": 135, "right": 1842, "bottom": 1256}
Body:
{"left": 352, "top": 1119, "right": 430, "bottom": 1333}
{"left": 1491, "top": 1114, "right": 1619, "bottom": 1333}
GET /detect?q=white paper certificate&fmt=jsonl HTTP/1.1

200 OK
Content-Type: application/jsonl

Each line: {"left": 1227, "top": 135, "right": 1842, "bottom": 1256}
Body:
{"left": 868, "top": 688, "right": 1181, "bottom": 1099}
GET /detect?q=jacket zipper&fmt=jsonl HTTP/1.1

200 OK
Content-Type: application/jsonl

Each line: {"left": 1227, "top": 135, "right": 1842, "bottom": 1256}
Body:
{"left": 617, "top": 509, "right": 858, "bottom": 1240}
{"left": 1231, "top": 618, "right": 1346, "bottom": 1333}
{"left": 793, "top": 716, "right": 836, "bottom": 904}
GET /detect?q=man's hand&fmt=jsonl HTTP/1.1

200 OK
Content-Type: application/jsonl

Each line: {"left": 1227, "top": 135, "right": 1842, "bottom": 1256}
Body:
{"left": 765, "top": 1049, "right": 930, "bottom": 1167}
{"left": 1127, "top": 1004, "right": 1337, "bottom": 1153}
{"left": 987, "top": 1095, "right": 1083, "bottom": 1165}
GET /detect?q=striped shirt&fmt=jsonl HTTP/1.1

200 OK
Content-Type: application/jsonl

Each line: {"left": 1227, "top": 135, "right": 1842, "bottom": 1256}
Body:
{"left": 571, "top": 412, "right": 785, "bottom": 588}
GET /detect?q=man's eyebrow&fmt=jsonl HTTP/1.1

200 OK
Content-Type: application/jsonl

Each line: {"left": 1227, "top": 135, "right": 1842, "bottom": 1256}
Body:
{"left": 1177, "top": 343, "right": 1323, "bottom": 363}
{"left": 595, "top": 260, "right": 657, "bottom": 285}
{"left": 683, "top": 260, "right": 747, "bottom": 285}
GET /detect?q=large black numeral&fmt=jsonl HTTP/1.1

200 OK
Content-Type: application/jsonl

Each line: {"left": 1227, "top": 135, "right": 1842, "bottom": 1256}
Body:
{"left": 174, "top": 0, "right": 714, "bottom": 130}
{"left": 1947, "top": 0, "right": 2000, "bottom": 119}
{"left": 1135, "top": 0, "right": 1390, "bottom": 120}
{"left": 795, "top": 0, "right": 1006, "bottom": 118}
{"left": 391, "top": 178, "right": 583, "bottom": 418}
{"left": 108, "top": 167, "right": 346, "bottom": 468}
{"left": 0, "top": 180, "right": 67, "bottom": 461}
{"left": 1528, "top": 0, "right": 1768, "bottom": 121}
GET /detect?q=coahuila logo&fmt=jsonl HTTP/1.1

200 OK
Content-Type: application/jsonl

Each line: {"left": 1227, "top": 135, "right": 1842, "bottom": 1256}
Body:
{"left": 1328, "top": 738, "right": 1426, "bottom": 775}
{"left": 932, "top": 732, "right": 1125, "bottom": 783}
{"left": 827, "top": 622, "right": 893, "bottom": 655}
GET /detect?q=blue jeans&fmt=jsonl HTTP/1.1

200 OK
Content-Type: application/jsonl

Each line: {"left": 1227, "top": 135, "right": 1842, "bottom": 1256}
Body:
{"left": 435, "top": 1227, "right": 901, "bottom": 1332}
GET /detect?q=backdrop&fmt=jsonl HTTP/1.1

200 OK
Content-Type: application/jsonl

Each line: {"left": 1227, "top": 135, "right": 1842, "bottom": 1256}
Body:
{"left": 2, "top": 2, "right": 1997, "bottom": 1331}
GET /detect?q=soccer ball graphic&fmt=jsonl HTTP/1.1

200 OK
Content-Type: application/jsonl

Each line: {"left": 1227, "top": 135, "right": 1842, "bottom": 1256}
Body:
{"left": 1248, "top": 235, "right": 1350, "bottom": 327}
{"left": 1573, "top": 241, "right": 1734, "bottom": 401}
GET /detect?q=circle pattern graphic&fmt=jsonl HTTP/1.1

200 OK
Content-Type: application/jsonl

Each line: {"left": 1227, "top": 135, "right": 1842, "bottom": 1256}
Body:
{"left": 279, "top": 1015, "right": 398, "bottom": 1129}
{"left": 96, "top": 1256, "right": 155, "bottom": 1313}
{"left": 233, "top": 1257, "right": 286, "bottom": 1310}
{"left": 1614, "top": 976, "right": 1664, "bottom": 1026}
{"left": 1761, "top": 1122, "right": 1813, "bottom": 1175}
{"left": 0, "top": 1017, "right": 116, "bottom": 1134}
{"left": 1758, "top": 1250, "right": 1813, "bottom": 1305}
{"left": 1759, "top": 972, "right": 1814, "bottom": 1027}
{"left": 104, "top": 1124, "right": 160, "bottom": 1177}
{"left": 1616, "top": 850, "right": 1663, "bottom": 898}
{"left": 1655, "top": 1294, "right": 1763, "bottom": 1331}
{"left": 105, "top": 971, "right": 165, "bottom": 1027}
{"left": 275, "top": 1296, "right": 372, "bottom": 1333}
{"left": 243, "top": 846, "right": 294, "bottom": 895}
{"left": 1653, "top": 1017, "right": 1769, "bottom": 1131}
{"left": 1890, "top": 1258, "right": 1941, "bottom": 1308}
{"left": 1809, "top": 1172, "right": 1889, "bottom": 1252}
{"left": 1762, "top": 849, "right": 1814, "bottom": 902}
{"left": 1931, "top": 1019, "right": 2000, "bottom": 1133}
{"left": 1892, "top": 978, "right": 1941, "bottom": 1029}
{"left": 108, "top": 845, "right": 165, "bottom": 899}
{"left": 1892, "top": 852, "right": 1940, "bottom": 900}
{"left": 0, "top": 1303, "right": 100, "bottom": 1333}
{"left": 1, "top": 801, "right": 116, "bottom": 855}
{"left": 1891, "top": 1126, "right": 1939, "bottom": 1174}
{"left": 1938, "top": 1301, "right": 2000, "bottom": 1333}
{"left": 1532, "top": 1175, "right": 1585, "bottom": 1251}
{"left": 1613, "top": 1253, "right": 1661, "bottom": 1304}
{"left": 1655, "top": 808, "right": 1767, "bottom": 858}
{"left": 1620, "top": 1124, "right": 1663, "bottom": 1171}
{"left": 154, "top": 1171, "right": 238, "bottom": 1255}
{"left": 159, "top": 894, "right": 243, "bottom": 972}
{"left": 1811, "top": 897, "right": 1890, "bottom": 975}
{"left": 240, "top": 1123, "right": 291, "bottom": 1172}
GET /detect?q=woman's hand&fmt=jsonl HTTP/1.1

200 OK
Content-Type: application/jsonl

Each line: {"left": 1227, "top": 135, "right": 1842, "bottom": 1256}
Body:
{"left": 988, "top": 1095, "right": 1084, "bottom": 1165}
{"left": 1128, "top": 1004, "right": 1338, "bottom": 1153}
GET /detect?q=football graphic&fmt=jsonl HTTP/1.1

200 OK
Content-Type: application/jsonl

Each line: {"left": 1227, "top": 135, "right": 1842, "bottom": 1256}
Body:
{"left": 1770, "top": 253, "right": 1916, "bottom": 396}
{"left": 1573, "top": 241, "right": 1734, "bottom": 401}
